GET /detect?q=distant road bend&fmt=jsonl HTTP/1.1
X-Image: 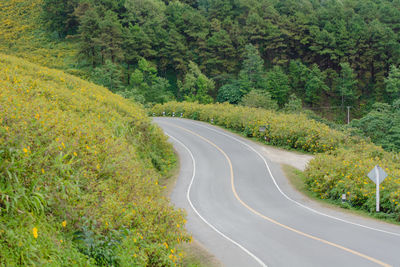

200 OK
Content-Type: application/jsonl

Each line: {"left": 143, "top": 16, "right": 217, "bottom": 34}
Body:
{"left": 154, "top": 117, "right": 400, "bottom": 267}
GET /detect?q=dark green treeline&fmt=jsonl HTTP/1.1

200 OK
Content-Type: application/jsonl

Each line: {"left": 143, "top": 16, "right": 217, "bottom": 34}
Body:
{"left": 42, "top": 0, "right": 400, "bottom": 116}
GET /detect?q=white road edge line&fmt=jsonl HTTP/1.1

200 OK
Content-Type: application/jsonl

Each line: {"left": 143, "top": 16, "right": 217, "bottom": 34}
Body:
{"left": 188, "top": 120, "right": 400, "bottom": 238}
{"left": 165, "top": 132, "right": 268, "bottom": 267}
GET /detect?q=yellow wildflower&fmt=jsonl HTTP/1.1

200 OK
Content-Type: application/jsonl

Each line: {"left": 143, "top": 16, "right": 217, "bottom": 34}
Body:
{"left": 32, "top": 227, "right": 38, "bottom": 239}
{"left": 62, "top": 220, "right": 67, "bottom": 228}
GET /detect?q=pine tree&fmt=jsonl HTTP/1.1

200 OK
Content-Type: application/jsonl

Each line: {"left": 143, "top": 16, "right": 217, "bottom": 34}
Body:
{"left": 42, "top": 0, "right": 79, "bottom": 37}
{"left": 94, "top": 10, "right": 124, "bottom": 64}
{"left": 335, "top": 62, "right": 357, "bottom": 106}
{"left": 75, "top": 3, "right": 101, "bottom": 67}
{"left": 304, "top": 64, "right": 329, "bottom": 106}
{"left": 385, "top": 65, "right": 400, "bottom": 101}
{"left": 238, "top": 44, "right": 267, "bottom": 93}
{"left": 265, "top": 66, "right": 291, "bottom": 106}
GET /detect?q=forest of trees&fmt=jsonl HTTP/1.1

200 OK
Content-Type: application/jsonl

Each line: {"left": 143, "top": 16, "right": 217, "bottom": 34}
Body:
{"left": 41, "top": 0, "right": 400, "bottom": 149}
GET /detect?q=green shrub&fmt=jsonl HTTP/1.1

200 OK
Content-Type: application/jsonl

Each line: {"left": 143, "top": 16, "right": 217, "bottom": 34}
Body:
{"left": 240, "top": 90, "right": 278, "bottom": 110}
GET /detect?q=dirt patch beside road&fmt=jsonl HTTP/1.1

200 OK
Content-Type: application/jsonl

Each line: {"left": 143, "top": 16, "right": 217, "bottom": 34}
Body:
{"left": 259, "top": 145, "right": 314, "bottom": 171}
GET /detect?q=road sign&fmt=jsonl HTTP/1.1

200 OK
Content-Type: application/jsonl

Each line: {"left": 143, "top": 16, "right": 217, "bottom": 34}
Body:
{"left": 367, "top": 165, "right": 388, "bottom": 212}
{"left": 367, "top": 165, "right": 388, "bottom": 184}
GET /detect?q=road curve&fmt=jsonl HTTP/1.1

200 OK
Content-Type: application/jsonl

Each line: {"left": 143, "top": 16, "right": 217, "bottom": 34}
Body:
{"left": 154, "top": 117, "right": 400, "bottom": 267}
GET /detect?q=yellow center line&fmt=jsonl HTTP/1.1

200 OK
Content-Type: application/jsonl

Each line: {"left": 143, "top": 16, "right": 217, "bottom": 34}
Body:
{"left": 163, "top": 121, "right": 391, "bottom": 267}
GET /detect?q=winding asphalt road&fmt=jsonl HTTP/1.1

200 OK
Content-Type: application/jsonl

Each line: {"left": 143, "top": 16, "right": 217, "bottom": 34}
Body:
{"left": 154, "top": 117, "right": 400, "bottom": 267}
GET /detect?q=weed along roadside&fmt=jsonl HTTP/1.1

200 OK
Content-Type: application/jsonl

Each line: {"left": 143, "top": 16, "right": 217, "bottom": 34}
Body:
{"left": 151, "top": 101, "right": 400, "bottom": 223}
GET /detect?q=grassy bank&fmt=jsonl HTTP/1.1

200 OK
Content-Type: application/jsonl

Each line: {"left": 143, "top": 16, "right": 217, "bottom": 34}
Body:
{"left": 0, "top": 54, "right": 190, "bottom": 265}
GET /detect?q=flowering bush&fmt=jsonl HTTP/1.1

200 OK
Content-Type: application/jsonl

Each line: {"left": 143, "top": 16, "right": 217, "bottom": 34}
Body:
{"left": 305, "top": 142, "right": 400, "bottom": 219}
{"left": 152, "top": 101, "right": 344, "bottom": 153}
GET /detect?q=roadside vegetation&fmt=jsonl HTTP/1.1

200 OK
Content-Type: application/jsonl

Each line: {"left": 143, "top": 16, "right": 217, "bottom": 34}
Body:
{"left": 152, "top": 102, "right": 400, "bottom": 221}
{"left": 1, "top": 0, "right": 400, "bottom": 263}
{"left": 152, "top": 101, "right": 345, "bottom": 154}
{"left": 0, "top": 54, "right": 190, "bottom": 265}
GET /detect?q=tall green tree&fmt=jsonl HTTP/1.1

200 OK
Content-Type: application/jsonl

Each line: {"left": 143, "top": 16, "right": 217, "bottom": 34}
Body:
{"left": 94, "top": 10, "right": 124, "bottom": 63}
{"left": 385, "top": 65, "right": 400, "bottom": 101}
{"left": 91, "top": 60, "right": 123, "bottom": 92}
{"left": 304, "top": 64, "right": 329, "bottom": 106}
{"left": 122, "top": 24, "right": 155, "bottom": 67}
{"left": 288, "top": 60, "right": 309, "bottom": 97}
{"left": 238, "top": 44, "right": 267, "bottom": 93}
{"left": 131, "top": 58, "right": 173, "bottom": 103}
{"left": 335, "top": 62, "right": 357, "bottom": 106}
{"left": 42, "top": 0, "right": 79, "bottom": 37}
{"left": 75, "top": 3, "right": 101, "bottom": 67}
{"left": 265, "top": 66, "right": 290, "bottom": 106}
{"left": 179, "top": 61, "right": 214, "bottom": 103}
{"left": 205, "top": 19, "right": 236, "bottom": 77}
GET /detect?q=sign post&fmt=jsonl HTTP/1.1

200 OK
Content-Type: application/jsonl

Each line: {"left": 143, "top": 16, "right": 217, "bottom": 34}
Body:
{"left": 375, "top": 166, "right": 380, "bottom": 212}
{"left": 367, "top": 165, "right": 388, "bottom": 212}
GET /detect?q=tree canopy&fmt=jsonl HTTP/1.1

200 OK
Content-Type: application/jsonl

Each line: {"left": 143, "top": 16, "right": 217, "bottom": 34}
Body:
{"left": 41, "top": 0, "right": 400, "bottom": 111}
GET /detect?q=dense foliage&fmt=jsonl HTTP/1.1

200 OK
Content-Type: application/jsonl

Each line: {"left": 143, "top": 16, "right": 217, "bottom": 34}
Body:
{"left": 153, "top": 102, "right": 400, "bottom": 220}
{"left": 37, "top": 0, "right": 400, "bottom": 112}
{"left": 350, "top": 100, "right": 400, "bottom": 152}
{"left": 0, "top": 54, "right": 189, "bottom": 265}
{"left": 152, "top": 101, "right": 345, "bottom": 153}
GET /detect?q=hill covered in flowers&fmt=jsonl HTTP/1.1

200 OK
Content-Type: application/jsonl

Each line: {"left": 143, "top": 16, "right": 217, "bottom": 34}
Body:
{"left": 0, "top": 54, "right": 188, "bottom": 265}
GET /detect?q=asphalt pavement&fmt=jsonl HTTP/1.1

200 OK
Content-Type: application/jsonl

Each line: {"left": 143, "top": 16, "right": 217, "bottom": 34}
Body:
{"left": 154, "top": 117, "right": 400, "bottom": 267}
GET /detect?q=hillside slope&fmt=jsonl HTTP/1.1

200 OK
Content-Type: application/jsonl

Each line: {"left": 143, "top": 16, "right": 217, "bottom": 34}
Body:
{"left": 0, "top": 0, "right": 80, "bottom": 74}
{"left": 0, "top": 54, "right": 188, "bottom": 265}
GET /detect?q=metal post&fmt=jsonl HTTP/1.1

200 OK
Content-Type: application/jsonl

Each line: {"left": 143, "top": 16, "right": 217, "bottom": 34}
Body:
{"left": 375, "top": 167, "right": 380, "bottom": 212}
{"left": 347, "top": 106, "right": 350, "bottom": 124}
